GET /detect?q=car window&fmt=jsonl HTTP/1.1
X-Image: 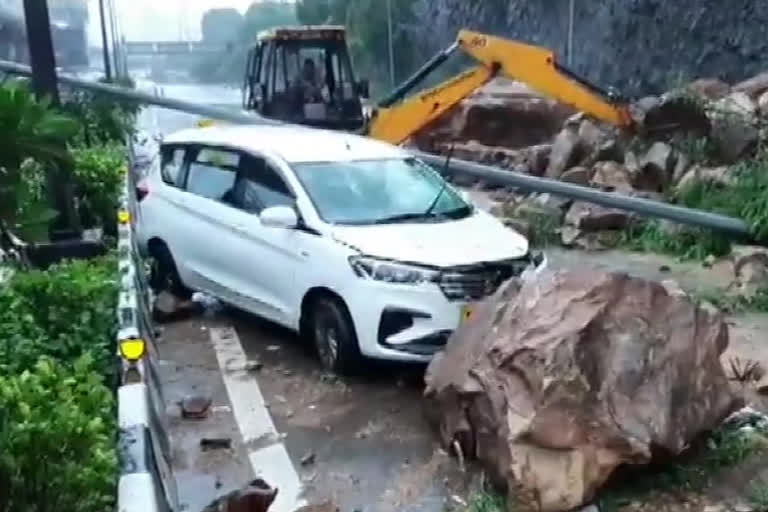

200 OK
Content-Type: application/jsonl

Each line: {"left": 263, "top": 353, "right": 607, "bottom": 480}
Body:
{"left": 233, "top": 155, "right": 294, "bottom": 213}
{"left": 160, "top": 147, "right": 186, "bottom": 186}
{"left": 185, "top": 148, "right": 239, "bottom": 201}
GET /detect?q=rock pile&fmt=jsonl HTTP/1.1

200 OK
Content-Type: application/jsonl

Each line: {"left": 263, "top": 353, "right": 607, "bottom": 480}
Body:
{"left": 412, "top": 72, "right": 768, "bottom": 250}
{"left": 424, "top": 268, "right": 741, "bottom": 512}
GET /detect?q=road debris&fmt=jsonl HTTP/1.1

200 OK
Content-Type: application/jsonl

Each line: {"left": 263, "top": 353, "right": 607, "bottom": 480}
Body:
{"left": 245, "top": 359, "right": 264, "bottom": 372}
{"left": 300, "top": 451, "right": 316, "bottom": 467}
{"left": 153, "top": 290, "right": 199, "bottom": 322}
{"left": 201, "top": 478, "right": 278, "bottom": 512}
{"left": 425, "top": 268, "right": 740, "bottom": 512}
{"left": 200, "top": 437, "right": 233, "bottom": 451}
{"left": 180, "top": 394, "right": 212, "bottom": 419}
{"left": 192, "top": 291, "right": 224, "bottom": 316}
{"left": 266, "top": 345, "right": 281, "bottom": 352}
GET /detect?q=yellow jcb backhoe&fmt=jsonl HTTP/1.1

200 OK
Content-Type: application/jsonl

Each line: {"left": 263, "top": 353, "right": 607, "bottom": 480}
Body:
{"left": 240, "top": 26, "right": 634, "bottom": 143}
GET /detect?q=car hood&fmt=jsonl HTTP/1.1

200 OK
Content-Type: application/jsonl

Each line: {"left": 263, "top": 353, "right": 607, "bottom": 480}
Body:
{"left": 330, "top": 210, "right": 529, "bottom": 268}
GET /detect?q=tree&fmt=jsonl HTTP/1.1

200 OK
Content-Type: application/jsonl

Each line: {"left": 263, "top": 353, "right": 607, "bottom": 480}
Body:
{"left": 201, "top": 8, "right": 244, "bottom": 43}
{"left": 193, "top": 1, "right": 298, "bottom": 84}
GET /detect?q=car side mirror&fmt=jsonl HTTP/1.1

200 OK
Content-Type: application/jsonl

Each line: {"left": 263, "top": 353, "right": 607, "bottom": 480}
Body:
{"left": 260, "top": 206, "right": 298, "bottom": 229}
{"left": 356, "top": 79, "right": 370, "bottom": 99}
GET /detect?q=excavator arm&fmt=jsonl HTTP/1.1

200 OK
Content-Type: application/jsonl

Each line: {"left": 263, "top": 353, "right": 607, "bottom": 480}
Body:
{"left": 366, "top": 29, "right": 633, "bottom": 145}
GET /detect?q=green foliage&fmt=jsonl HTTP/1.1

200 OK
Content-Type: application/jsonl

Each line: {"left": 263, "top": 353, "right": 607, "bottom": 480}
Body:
{"left": 693, "top": 287, "right": 768, "bottom": 314}
{"left": 0, "top": 356, "right": 117, "bottom": 512}
{"left": 193, "top": 1, "right": 297, "bottom": 84}
{"left": 467, "top": 490, "right": 507, "bottom": 512}
{"left": 62, "top": 77, "right": 140, "bottom": 146}
{"left": 0, "top": 79, "right": 78, "bottom": 171}
{"left": 749, "top": 482, "right": 768, "bottom": 511}
{"left": 0, "top": 80, "right": 78, "bottom": 227}
{"left": 201, "top": 8, "right": 245, "bottom": 43}
{"left": 70, "top": 143, "right": 125, "bottom": 232}
{"left": 599, "top": 423, "right": 767, "bottom": 511}
{"left": 0, "top": 256, "right": 118, "bottom": 378}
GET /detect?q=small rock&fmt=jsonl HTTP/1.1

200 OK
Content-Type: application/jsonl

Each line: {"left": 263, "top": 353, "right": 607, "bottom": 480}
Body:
{"left": 153, "top": 290, "right": 198, "bottom": 322}
{"left": 282, "top": 369, "right": 293, "bottom": 377}
{"left": 578, "top": 119, "right": 605, "bottom": 149}
{"left": 275, "top": 395, "right": 287, "bottom": 404}
{"left": 639, "top": 142, "right": 676, "bottom": 191}
{"left": 181, "top": 394, "right": 212, "bottom": 419}
{"left": 590, "top": 161, "right": 633, "bottom": 192}
{"left": 703, "top": 254, "right": 716, "bottom": 268}
{"left": 245, "top": 360, "right": 263, "bottom": 372}
{"left": 560, "top": 166, "right": 591, "bottom": 186}
{"left": 266, "top": 345, "right": 281, "bottom": 352}
{"left": 732, "top": 71, "right": 768, "bottom": 98}
{"left": 300, "top": 451, "right": 316, "bottom": 466}
{"left": 659, "top": 265, "right": 671, "bottom": 272}
{"left": 759, "top": 90, "right": 768, "bottom": 117}
{"left": 546, "top": 127, "right": 581, "bottom": 180}
{"left": 565, "top": 201, "right": 633, "bottom": 231}
{"left": 731, "top": 245, "right": 768, "bottom": 298}
{"left": 672, "top": 151, "right": 690, "bottom": 184}
{"left": 686, "top": 78, "right": 731, "bottom": 101}
{"left": 594, "top": 139, "right": 624, "bottom": 163}
{"left": 285, "top": 409, "right": 294, "bottom": 418}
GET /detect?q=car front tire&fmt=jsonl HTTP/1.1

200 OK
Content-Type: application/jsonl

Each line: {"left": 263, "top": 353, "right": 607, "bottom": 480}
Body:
{"left": 310, "top": 296, "right": 361, "bottom": 375}
{"left": 149, "top": 242, "right": 191, "bottom": 299}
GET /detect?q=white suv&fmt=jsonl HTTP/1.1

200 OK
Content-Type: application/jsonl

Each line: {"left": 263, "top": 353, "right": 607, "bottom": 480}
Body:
{"left": 136, "top": 124, "right": 545, "bottom": 374}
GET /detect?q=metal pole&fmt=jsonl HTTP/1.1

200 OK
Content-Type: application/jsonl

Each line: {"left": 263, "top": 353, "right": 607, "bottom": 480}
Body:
{"left": 387, "top": 0, "right": 395, "bottom": 88}
{"left": 98, "top": 0, "right": 112, "bottom": 79}
{"left": 22, "top": 0, "right": 59, "bottom": 103}
{"left": 416, "top": 152, "right": 753, "bottom": 241}
{"left": 107, "top": 0, "right": 119, "bottom": 78}
{"left": 567, "top": 0, "right": 574, "bottom": 66}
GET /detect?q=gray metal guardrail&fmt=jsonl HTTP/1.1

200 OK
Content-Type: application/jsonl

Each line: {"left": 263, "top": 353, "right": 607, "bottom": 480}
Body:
{"left": 115, "top": 139, "right": 178, "bottom": 512}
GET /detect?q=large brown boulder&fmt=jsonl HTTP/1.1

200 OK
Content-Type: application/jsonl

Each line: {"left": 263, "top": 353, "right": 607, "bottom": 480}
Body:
{"left": 424, "top": 269, "right": 740, "bottom": 512}
{"left": 414, "top": 79, "right": 575, "bottom": 150}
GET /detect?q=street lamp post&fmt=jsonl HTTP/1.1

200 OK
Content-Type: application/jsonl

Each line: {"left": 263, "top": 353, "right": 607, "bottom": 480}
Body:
{"left": 22, "top": 0, "right": 59, "bottom": 102}
{"left": 98, "top": 0, "right": 112, "bottom": 79}
{"left": 387, "top": 0, "right": 395, "bottom": 88}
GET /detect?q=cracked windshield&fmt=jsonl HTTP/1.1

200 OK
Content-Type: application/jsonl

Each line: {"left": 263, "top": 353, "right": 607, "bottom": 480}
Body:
{"left": 1, "top": 1, "right": 768, "bottom": 512}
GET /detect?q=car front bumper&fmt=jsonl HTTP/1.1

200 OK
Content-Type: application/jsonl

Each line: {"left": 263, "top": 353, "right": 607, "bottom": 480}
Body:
{"left": 344, "top": 252, "right": 548, "bottom": 363}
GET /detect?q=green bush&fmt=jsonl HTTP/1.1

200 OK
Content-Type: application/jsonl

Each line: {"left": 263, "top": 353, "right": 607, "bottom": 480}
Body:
{"left": 71, "top": 143, "right": 126, "bottom": 233}
{"left": 0, "top": 256, "right": 118, "bottom": 378}
{"left": 0, "top": 355, "right": 117, "bottom": 512}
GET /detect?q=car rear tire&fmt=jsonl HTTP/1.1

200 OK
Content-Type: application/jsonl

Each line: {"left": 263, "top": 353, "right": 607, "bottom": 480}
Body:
{"left": 149, "top": 242, "right": 191, "bottom": 299}
{"left": 310, "top": 296, "right": 361, "bottom": 375}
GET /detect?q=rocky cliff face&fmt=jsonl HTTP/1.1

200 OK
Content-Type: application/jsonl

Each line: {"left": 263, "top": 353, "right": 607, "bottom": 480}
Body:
{"left": 410, "top": 0, "right": 768, "bottom": 97}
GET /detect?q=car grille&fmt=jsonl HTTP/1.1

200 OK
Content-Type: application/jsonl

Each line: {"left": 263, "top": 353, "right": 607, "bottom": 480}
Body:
{"left": 438, "top": 258, "right": 530, "bottom": 301}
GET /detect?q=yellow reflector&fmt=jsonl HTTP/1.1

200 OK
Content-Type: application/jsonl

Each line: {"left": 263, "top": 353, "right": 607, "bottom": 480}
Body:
{"left": 119, "top": 338, "right": 146, "bottom": 361}
{"left": 197, "top": 119, "right": 215, "bottom": 127}
{"left": 117, "top": 210, "right": 131, "bottom": 224}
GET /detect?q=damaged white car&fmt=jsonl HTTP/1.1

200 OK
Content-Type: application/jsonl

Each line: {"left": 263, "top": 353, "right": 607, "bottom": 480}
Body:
{"left": 135, "top": 124, "right": 546, "bottom": 374}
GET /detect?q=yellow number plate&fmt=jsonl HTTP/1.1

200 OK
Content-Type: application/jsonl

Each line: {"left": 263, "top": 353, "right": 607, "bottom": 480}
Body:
{"left": 460, "top": 304, "right": 474, "bottom": 324}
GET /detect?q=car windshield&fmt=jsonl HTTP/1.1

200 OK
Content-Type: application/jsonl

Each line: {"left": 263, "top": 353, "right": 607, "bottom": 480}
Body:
{"left": 292, "top": 158, "right": 473, "bottom": 225}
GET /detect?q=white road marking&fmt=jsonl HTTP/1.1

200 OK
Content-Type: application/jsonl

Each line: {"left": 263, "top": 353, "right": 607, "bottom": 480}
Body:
{"left": 209, "top": 326, "right": 305, "bottom": 512}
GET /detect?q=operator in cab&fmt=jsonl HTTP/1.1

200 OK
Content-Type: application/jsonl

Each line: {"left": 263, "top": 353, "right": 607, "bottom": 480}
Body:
{"left": 300, "top": 58, "right": 323, "bottom": 102}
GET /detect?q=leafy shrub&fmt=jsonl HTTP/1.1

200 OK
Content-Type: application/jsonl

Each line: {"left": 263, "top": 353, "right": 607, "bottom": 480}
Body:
{"left": 0, "top": 256, "right": 118, "bottom": 378}
{"left": 62, "top": 77, "right": 140, "bottom": 147}
{"left": 71, "top": 143, "right": 126, "bottom": 232}
{"left": 0, "top": 355, "right": 117, "bottom": 512}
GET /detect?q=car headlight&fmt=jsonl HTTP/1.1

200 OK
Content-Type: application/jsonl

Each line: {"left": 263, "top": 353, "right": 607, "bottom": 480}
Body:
{"left": 348, "top": 255, "right": 440, "bottom": 284}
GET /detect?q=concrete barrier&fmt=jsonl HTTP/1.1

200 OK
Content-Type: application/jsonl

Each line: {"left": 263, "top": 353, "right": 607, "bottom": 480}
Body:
{"left": 116, "top": 141, "right": 178, "bottom": 512}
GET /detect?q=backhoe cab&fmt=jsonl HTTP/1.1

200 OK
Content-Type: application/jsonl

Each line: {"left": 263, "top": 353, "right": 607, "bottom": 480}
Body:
{"left": 243, "top": 26, "right": 369, "bottom": 131}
